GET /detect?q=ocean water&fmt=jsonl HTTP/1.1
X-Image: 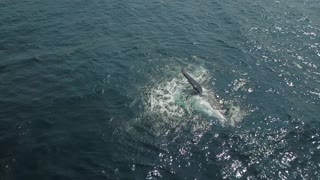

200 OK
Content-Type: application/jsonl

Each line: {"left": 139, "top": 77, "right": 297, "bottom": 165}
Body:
{"left": 0, "top": 0, "right": 320, "bottom": 179}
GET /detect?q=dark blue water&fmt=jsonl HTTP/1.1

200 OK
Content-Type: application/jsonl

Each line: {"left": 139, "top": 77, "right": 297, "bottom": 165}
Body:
{"left": 1, "top": 0, "right": 320, "bottom": 179}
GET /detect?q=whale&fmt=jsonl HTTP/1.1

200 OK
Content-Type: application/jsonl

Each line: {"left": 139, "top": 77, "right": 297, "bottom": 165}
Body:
{"left": 181, "top": 68, "right": 203, "bottom": 96}
{"left": 181, "top": 68, "right": 227, "bottom": 125}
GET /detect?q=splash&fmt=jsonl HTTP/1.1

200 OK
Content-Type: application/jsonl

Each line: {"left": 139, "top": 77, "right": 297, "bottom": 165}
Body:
{"left": 145, "top": 65, "right": 245, "bottom": 127}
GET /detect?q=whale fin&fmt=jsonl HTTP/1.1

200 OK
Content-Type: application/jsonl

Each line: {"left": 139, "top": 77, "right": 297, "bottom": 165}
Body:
{"left": 181, "top": 68, "right": 203, "bottom": 96}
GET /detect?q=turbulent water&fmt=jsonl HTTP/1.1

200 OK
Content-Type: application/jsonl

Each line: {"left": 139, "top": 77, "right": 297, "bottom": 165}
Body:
{"left": 1, "top": 0, "right": 320, "bottom": 179}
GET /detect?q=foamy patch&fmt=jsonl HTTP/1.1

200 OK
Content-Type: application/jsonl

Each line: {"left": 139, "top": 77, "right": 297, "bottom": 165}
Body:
{"left": 144, "top": 65, "right": 246, "bottom": 127}
{"left": 226, "top": 104, "right": 246, "bottom": 126}
{"left": 147, "top": 77, "right": 187, "bottom": 118}
{"left": 146, "top": 66, "right": 209, "bottom": 118}
{"left": 231, "top": 78, "right": 249, "bottom": 91}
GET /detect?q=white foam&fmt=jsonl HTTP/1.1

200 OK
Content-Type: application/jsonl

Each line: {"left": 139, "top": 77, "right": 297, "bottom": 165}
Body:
{"left": 232, "top": 78, "right": 248, "bottom": 91}
{"left": 144, "top": 65, "right": 246, "bottom": 127}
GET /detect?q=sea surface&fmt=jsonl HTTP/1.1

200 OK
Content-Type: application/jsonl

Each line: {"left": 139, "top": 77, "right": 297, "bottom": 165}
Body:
{"left": 1, "top": 0, "right": 320, "bottom": 179}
